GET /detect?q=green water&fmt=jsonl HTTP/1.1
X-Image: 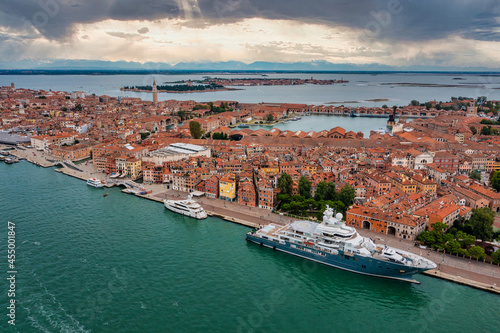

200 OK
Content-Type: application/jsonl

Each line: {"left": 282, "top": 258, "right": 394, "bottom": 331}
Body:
{"left": 1, "top": 161, "right": 499, "bottom": 333}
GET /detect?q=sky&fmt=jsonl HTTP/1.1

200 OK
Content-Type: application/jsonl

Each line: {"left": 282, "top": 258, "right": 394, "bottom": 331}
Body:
{"left": 0, "top": 0, "right": 500, "bottom": 69}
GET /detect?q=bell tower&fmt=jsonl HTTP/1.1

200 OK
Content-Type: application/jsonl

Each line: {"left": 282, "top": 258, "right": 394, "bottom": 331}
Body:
{"left": 152, "top": 79, "right": 158, "bottom": 105}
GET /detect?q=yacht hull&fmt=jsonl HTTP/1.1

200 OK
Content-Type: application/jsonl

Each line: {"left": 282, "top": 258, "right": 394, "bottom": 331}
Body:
{"left": 246, "top": 234, "right": 425, "bottom": 283}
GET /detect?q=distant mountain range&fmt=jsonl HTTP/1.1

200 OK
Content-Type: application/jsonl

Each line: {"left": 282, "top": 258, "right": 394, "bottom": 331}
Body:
{"left": 0, "top": 59, "right": 499, "bottom": 73}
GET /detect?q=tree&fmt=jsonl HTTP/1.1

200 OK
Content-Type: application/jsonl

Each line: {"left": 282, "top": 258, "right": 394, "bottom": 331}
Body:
{"left": 140, "top": 132, "right": 150, "bottom": 140}
{"left": 481, "top": 125, "right": 492, "bottom": 136}
{"left": 468, "top": 246, "right": 486, "bottom": 260}
{"left": 455, "top": 231, "right": 475, "bottom": 247}
{"left": 338, "top": 185, "right": 355, "bottom": 208}
{"left": 470, "top": 126, "right": 477, "bottom": 135}
{"left": 431, "top": 222, "right": 448, "bottom": 233}
{"left": 266, "top": 114, "right": 274, "bottom": 122}
{"left": 314, "top": 181, "right": 328, "bottom": 201}
{"left": 325, "top": 182, "right": 337, "bottom": 201}
{"left": 466, "top": 207, "right": 494, "bottom": 240}
{"left": 492, "top": 249, "right": 500, "bottom": 264}
{"left": 189, "top": 121, "right": 202, "bottom": 139}
{"left": 469, "top": 169, "right": 481, "bottom": 182}
{"left": 277, "top": 173, "right": 293, "bottom": 196}
{"left": 410, "top": 100, "right": 420, "bottom": 106}
{"left": 298, "top": 176, "right": 312, "bottom": 198}
{"left": 491, "top": 171, "right": 500, "bottom": 192}
{"left": 276, "top": 193, "right": 290, "bottom": 208}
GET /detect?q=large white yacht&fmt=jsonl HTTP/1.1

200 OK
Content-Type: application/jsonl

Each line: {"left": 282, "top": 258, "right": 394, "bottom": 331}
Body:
{"left": 247, "top": 205, "right": 436, "bottom": 283}
{"left": 87, "top": 178, "right": 104, "bottom": 188}
{"left": 164, "top": 195, "right": 207, "bottom": 220}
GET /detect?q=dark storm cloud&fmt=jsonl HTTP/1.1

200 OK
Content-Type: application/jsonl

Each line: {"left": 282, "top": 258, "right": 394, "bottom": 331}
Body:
{"left": 0, "top": 0, "right": 499, "bottom": 42}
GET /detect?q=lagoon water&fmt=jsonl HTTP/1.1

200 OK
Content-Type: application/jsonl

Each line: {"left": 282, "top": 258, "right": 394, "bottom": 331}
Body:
{"left": 1, "top": 161, "right": 500, "bottom": 332}
{"left": 243, "top": 114, "right": 393, "bottom": 136}
{"left": 2, "top": 72, "right": 500, "bottom": 107}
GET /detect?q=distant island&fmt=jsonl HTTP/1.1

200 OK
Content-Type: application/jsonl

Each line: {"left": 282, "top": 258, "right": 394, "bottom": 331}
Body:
{"left": 121, "top": 83, "right": 239, "bottom": 93}
{"left": 170, "top": 77, "right": 349, "bottom": 86}
{"left": 121, "top": 77, "right": 348, "bottom": 94}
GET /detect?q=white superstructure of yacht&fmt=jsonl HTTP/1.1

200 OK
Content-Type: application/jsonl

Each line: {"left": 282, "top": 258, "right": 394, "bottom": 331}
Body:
{"left": 164, "top": 195, "right": 207, "bottom": 219}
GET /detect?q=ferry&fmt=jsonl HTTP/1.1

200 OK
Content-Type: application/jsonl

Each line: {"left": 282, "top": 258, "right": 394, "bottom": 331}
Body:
{"left": 164, "top": 195, "right": 208, "bottom": 220}
{"left": 246, "top": 206, "right": 436, "bottom": 283}
{"left": 87, "top": 178, "right": 104, "bottom": 188}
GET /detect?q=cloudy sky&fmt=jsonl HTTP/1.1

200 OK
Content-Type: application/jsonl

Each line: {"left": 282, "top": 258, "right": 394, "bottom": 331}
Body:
{"left": 1, "top": 0, "right": 500, "bottom": 68}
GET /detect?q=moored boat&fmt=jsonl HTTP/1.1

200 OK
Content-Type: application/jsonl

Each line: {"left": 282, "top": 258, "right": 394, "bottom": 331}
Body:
{"left": 246, "top": 206, "right": 436, "bottom": 283}
{"left": 87, "top": 178, "right": 104, "bottom": 188}
{"left": 164, "top": 195, "right": 207, "bottom": 220}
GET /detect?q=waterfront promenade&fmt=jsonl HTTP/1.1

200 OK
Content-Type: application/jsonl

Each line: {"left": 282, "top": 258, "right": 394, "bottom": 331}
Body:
{"left": 5, "top": 146, "right": 500, "bottom": 294}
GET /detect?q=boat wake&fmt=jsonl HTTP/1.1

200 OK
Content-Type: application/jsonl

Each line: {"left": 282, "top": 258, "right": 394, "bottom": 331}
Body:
{"left": 20, "top": 270, "right": 90, "bottom": 333}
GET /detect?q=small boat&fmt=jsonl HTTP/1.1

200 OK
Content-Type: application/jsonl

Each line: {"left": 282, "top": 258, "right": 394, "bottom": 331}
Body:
{"left": 103, "top": 193, "right": 108, "bottom": 197}
{"left": 238, "top": 124, "right": 250, "bottom": 128}
{"left": 1, "top": 151, "right": 10, "bottom": 156}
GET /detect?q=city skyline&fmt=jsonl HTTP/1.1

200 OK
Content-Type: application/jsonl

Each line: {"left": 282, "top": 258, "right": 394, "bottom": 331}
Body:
{"left": 0, "top": 0, "right": 500, "bottom": 70}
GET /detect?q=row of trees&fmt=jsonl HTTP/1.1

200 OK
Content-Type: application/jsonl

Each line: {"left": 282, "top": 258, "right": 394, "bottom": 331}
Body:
{"left": 417, "top": 222, "right": 485, "bottom": 258}
{"left": 417, "top": 208, "right": 499, "bottom": 261}
{"left": 207, "top": 102, "right": 231, "bottom": 113}
{"left": 453, "top": 207, "right": 497, "bottom": 241}
{"left": 277, "top": 173, "right": 355, "bottom": 219}
{"left": 211, "top": 132, "right": 229, "bottom": 140}
{"left": 410, "top": 98, "right": 473, "bottom": 111}
{"left": 480, "top": 118, "right": 500, "bottom": 125}
{"left": 479, "top": 125, "right": 500, "bottom": 136}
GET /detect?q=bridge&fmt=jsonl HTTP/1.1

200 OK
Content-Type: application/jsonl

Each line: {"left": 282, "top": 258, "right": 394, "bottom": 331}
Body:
{"left": 105, "top": 179, "right": 143, "bottom": 190}
{"left": 48, "top": 159, "right": 84, "bottom": 172}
